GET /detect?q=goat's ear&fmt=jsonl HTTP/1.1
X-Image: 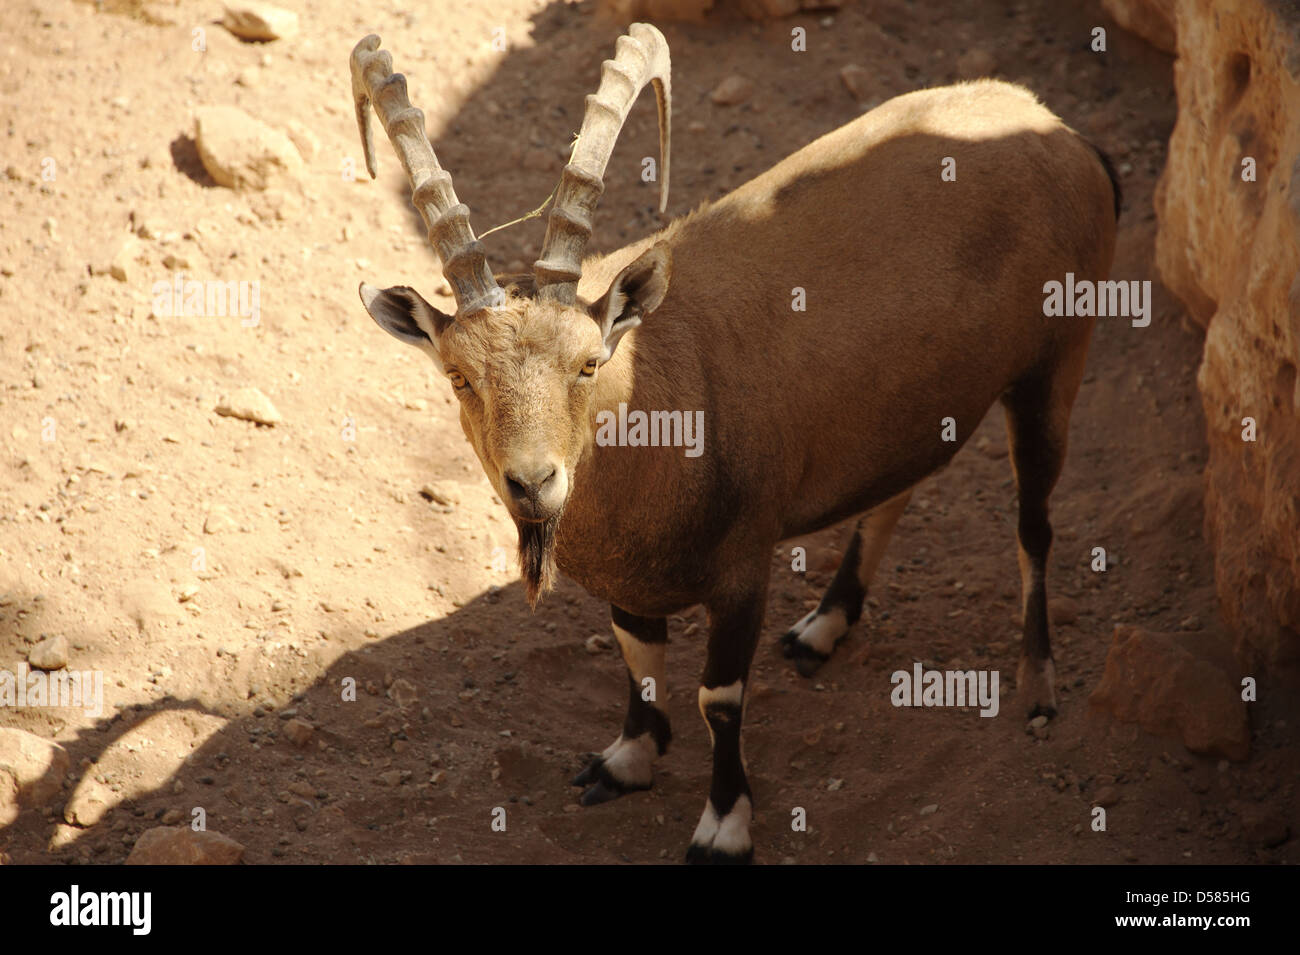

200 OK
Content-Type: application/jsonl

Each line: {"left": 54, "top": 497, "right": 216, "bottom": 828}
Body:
{"left": 588, "top": 243, "right": 671, "bottom": 362}
{"left": 358, "top": 283, "right": 453, "bottom": 351}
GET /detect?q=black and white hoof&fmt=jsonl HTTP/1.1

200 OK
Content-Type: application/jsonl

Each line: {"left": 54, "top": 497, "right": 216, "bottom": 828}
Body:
{"left": 571, "top": 733, "right": 656, "bottom": 806}
{"left": 780, "top": 607, "right": 849, "bottom": 676}
{"left": 686, "top": 796, "right": 754, "bottom": 864}
{"left": 1016, "top": 656, "right": 1058, "bottom": 721}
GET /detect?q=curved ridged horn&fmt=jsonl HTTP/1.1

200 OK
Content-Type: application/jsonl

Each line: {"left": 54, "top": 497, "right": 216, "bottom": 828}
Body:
{"left": 533, "top": 23, "right": 671, "bottom": 305}
{"left": 350, "top": 35, "right": 504, "bottom": 317}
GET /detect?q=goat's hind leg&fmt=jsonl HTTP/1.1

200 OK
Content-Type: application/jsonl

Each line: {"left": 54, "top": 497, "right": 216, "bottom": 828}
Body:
{"left": 1003, "top": 358, "right": 1085, "bottom": 720}
{"left": 573, "top": 606, "right": 671, "bottom": 805}
{"left": 781, "top": 488, "right": 913, "bottom": 676}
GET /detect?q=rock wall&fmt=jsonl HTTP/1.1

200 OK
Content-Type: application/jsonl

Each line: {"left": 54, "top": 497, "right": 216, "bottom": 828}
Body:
{"left": 1108, "top": 0, "right": 1300, "bottom": 677}
{"left": 1163, "top": 1, "right": 1300, "bottom": 676}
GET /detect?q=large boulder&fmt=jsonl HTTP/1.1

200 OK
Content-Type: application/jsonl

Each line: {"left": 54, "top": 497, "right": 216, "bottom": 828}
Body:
{"left": 1111, "top": 0, "right": 1300, "bottom": 676}
{"left": 1089, "top": 626, "right": 1251, "bottom": 760}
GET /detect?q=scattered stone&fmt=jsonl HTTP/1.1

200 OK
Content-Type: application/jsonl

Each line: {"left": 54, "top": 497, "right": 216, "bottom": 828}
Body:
{"left": 160, "top": 808, "right": 185, "bottom": 825}
{"left": 839, "top": 64, "right": 872, "bottom": 102}
{"left": 203, "top": 507, "right": 239, "bottom": 534}
{"left": 955, "top": 48, "right": 997, "bottom": 79}
{"left": 126, "top": 827, "right": 245, "bottom": 865}
{"left": 283, "top": 719, "right": 314, "bottom": 747}
{"left": 215, "top": 387, "right": 282, "bottom": 425}
{"left": 1049, "top": 595, "right": 1079, "bottom": 626}
{"left": 827, "top": 777, "right": 844, "bottom": 791}
{"left": 1094, "top": 786, "right": 1121, "bottom": 808}
{"left": 710, "top": 75, "right": 754, "bottom": 107}
{"left": 91, "top": 234, "right": 140, "bottom": 283}
{"left": 27, "top": 635, "right": 69, "bottom": 671}
{"left": 377, "top": 770, "right": 403, "bottom": 787}
{"left": 919, "top": 803, "right": 938, "bottom": 816}
{"left": 194, "top": 105, "right": 303, "bottom": 191}
{"left": 1089, "top": 625, "right": 1250, "bottom": 760}
{"left": 221, "top": 2, "right": 299, "bottom": 42}
{"left": 390, "top": 678, "right": 420, "bottom": 707}
{"left": 0, "top": 729, "right": 70, "bottom": 825}
{"left": 178, "top": 584, "right": 199, "bottom": 603}
{"left": 585, "top": 633, "right": 613, "bottom": 654}
{"left": 419, "top": 481, "right": 463, "bottom": 507}
{"left": 1028, "top": 714, "right": 1049, "bottom": 730}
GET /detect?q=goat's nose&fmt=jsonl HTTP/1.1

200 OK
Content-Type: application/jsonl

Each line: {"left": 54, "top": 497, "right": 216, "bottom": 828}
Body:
{"left": 504, "top": 463, "right": 558, "bottom": 505}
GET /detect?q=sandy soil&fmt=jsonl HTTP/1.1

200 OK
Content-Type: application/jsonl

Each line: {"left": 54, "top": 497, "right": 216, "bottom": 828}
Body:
{"left": 1, "top": 0, "right": 1295, "bottom": 864}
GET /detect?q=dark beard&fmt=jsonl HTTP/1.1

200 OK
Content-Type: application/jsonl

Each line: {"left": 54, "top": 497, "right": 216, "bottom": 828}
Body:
{"left": 516, "top": 513, "right": 561, "bottom": 609}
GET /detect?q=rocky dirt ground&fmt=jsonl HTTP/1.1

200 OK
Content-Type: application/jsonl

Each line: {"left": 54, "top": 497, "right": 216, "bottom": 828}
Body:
{"left": 0, "top": 0, "right": 1295, "bottom": 864}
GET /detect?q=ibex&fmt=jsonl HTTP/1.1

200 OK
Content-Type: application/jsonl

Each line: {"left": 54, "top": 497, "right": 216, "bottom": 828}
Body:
{"left": 349, "top": 24, "right": 1120, "bottom": 863}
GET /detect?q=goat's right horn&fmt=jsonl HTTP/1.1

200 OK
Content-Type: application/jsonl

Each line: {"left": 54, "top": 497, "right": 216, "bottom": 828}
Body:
{"left": 350, "top": 35, "right": 504, "bottom": 317}
{"left": 533, "top": 23, "right": 671, "bottom": 305}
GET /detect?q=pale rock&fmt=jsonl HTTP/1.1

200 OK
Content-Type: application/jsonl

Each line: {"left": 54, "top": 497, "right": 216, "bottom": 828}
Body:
{"left": 194, "top": 105, "right": 303, "bottom": 191}
{"left": 203, "top": 506, "right": 239, "bottom": 534}
{"left": 839, "top": 64, "right": 872, "bottom": 102}
{"left": 390, "top": 678, "right": 420, "bottom": 708}
{"left": 420, "top": 480, "right": 463, "bottom": 507}
{"left": 221, "top": 2, "right": 299, "bottom": 42}
{"left": 710, "top": 75, "right": 754, "bottom": 107}
{"left": 28, "top": 635, "right": 68, "bottom": 671}
{"left": 215, "top": 387, "right": 282, "bottom": 425}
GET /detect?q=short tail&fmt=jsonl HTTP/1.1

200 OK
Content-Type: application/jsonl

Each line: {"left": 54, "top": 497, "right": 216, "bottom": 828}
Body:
{"left": 1087, "top": 141, "right": 1123, "bottom": 221}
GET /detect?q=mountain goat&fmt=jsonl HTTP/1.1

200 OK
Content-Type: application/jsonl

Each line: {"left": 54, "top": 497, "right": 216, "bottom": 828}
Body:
{"left": 349, "top": 23, "right": 1120, "bottom": 863}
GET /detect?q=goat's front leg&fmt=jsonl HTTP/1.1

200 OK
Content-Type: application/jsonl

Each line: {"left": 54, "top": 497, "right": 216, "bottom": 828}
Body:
{"left": 687, "top": 591, "right": 765, "bottom": 864}
{"left": 573, "top": 606, "right": 671, "bottom": 805}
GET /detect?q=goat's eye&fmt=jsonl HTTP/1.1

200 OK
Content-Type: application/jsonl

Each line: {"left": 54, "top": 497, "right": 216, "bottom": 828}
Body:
{"left": 579, "top": 358, "right": 599, "bottom": 378}
{"left": 448, "top": 371, "right": 468, "bottom": 390}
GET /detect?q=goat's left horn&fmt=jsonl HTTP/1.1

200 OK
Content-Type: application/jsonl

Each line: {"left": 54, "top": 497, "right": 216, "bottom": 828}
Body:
{"left": 350, "top": 35, "right": 504, "bottom": 317}
{"left": 533, "top": 23, "right": 671, "bottom": 305}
